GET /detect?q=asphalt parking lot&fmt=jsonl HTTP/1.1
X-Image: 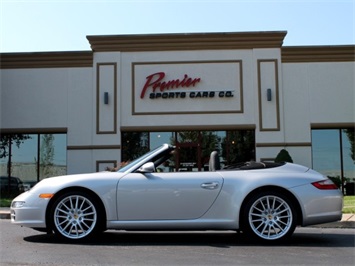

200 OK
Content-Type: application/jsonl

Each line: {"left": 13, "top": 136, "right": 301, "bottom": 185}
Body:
{"left": 0, "top": 219, "right": 354, "bottom": 266}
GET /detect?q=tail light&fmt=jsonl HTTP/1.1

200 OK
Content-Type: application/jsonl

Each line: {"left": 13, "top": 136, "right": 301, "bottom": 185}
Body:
{"left": 312, "top": 179, "right": 338, "bottom": 190}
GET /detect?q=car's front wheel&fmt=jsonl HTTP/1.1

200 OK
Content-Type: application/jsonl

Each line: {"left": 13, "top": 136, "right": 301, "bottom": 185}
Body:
{"left": 242, "top": 190, "right": 297, "bottom": 242}
{"left": 50, "top": 191, "right": 102, "bottom": 241}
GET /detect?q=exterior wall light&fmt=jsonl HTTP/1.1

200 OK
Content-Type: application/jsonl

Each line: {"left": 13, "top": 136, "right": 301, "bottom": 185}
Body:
{"left": 104, "top": 92, "right": 109, "bottom": 104}
{"left": 267, "top": 88, "right": 272, "bottom": 101}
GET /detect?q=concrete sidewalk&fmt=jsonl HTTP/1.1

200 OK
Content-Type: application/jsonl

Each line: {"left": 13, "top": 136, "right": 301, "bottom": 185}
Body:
{"left": 1, "top": 207, "right": 354, "bottom": 228}
{"left": 341, "top": 213, "right": 355, "bottom": 222}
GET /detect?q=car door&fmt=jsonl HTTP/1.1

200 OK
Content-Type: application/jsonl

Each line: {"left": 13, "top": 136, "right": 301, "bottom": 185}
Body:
{"left": 116, "top": 171, "right": 223, "bottom": 220}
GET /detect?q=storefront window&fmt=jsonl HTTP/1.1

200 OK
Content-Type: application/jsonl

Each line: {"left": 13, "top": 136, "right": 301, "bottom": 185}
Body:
{"left": 149, "top": 132, "right": 173, "bottom": 150}
{"left": 39, "top": 134, "right": 67, "bottom": 179}
{"left": 312, "top": 129, "right": 355, "bottom": 192}
{"left": 342, "top": 129, "right": 354, "bottom": 180}
{"left": 223, "top": 130, "right": 255, "bottom": 164}
{"left": 121, "top": 132, "right": 149, "bottom": 161}
{"left": 0, "top": 139, "right": 10, "bottom": 177}
{"left": 122, "top": 130, "right": 255, "bottom": 172}
{"left": 0, "top": 133, "right": 67, "bottom": 191}
{"left": 11, "top": 134, "right": 38, "bottom": 186}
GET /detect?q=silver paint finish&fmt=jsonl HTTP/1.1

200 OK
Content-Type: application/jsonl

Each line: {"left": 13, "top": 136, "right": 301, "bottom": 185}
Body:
{"left": 11, "top": 144, "right": 343, "bottom": 240}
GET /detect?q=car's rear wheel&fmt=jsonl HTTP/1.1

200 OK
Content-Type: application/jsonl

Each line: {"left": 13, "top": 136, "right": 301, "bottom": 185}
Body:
{"left": 50, "top": 191, "right": 102, "bottom": 241}
{"left": 242, "top": 190, "right": 297, "bottom": 242}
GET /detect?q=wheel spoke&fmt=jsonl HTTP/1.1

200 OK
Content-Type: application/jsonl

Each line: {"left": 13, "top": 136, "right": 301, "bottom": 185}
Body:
{"left": 62, "top": 220, "right": 72, "bottom": 232}
{"left": 82, "top": 211, "right": 95, "bottom": 216}
{"left": 271, "top": 197, "right": 276, "bottom": 210}
{"left": 61, "top": 202, "right": 71, "bottom": 212}
{"left": 250, "top": 211, "right": 264, "bottom": 217}
{"left": 274, "top": 202, "right": 285, "bottom": 212}
{"left": 252, "top": 206, "right": 264, "bottom": 213}
{"left": 74, "top": 196, "right": 79, "bottom": 210}
{"left": 70, "top": 224, "right": 77, "bottom": 235}
{"left": 81, "top": 221, "right": 91, "bottom": 230}
{"left": 69, "top": 197, "right": 74, "bottom": 210}
{"left": 82, "top": 205, "right": 93, "bottom": 212}
{"left": 79, "top": 198, "right": 86, "bottom": 210}
{"left": 266, "top": 196, "right": 271, "bottom": 210}
{"left": 261, "top": 223, "right": 269, "bottom": 235}
{"left": 273, "top": 221, "right": 284, "bottom": 231}
{"left": 275, "top": 208, "right": 289, "bottom": 216}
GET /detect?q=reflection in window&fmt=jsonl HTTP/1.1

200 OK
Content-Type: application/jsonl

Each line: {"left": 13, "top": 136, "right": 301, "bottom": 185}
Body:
{"left": 343, "top": 129, "right": 355, "bottom": 178}
{"left": 40, "top": 134, "right": 67, "bottom": 179}
{"left": 0, "top": 133, "right": 67, "bottom": 190}
{"left": 122, "top": 130, "right": 255, "bottom": 172}
{"left": 0, "top": 140, "right": 9, "bottom": 177}
{"left": 312, "top": 129, "right": 355, "bottom": 192}
{"left": 149, "top": 132, "right": 173, "bottom": 150}
{"left": 0, "top": 134, "right": 32, "bottom": 178}
{"left": 121, "top": 132, "right": 149, "bottom": 162}
{"left": 312, "top": 130, "right": 341, "bottom": 177}
{"left": 223, "top": 130, "right": 255, "bottom": 164}
{"left": 11, "top": 134, "right": 38, "bottom": 184}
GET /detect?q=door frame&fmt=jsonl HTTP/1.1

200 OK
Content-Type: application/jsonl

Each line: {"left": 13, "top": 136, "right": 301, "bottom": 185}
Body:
{"left": 174, "top": 131, "right": 203, "bottom": 171}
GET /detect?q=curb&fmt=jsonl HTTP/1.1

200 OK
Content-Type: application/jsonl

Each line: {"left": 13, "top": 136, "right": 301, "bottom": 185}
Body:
{"left": 310, "top": 221, "right": 355, "bottom": 229}
{"left": 0, "top": 208, "right": 11, "bottom": 219}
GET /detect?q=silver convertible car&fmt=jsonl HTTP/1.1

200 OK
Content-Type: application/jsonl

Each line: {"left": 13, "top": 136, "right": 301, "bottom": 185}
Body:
{"left": 11, "top": 144, "right": 343, "bottom": 242}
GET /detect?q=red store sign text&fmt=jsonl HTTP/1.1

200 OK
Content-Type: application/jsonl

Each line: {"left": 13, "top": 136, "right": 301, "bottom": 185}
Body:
{"left": 140, "top": 72, "right": 201, "bottom": 99}
{"left": 139, "top": 71, "right": 234, "bottom": 99}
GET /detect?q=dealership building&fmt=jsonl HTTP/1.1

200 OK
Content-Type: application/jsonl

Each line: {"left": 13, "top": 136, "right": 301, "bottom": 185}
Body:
{"left": 0, "top": 31, "right": 354, "bottom": 188}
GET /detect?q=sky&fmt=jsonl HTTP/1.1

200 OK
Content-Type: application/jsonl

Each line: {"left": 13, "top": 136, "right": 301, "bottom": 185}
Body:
{"left": 0, "top": 0, "right": 354, "bottom": 53}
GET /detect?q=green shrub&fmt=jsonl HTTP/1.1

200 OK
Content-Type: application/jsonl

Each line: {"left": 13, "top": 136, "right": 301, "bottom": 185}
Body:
{"left": 328, "top": 176, "right": 342, "bottom": 188}
{"left": 275, "top": 149, "right": 293, "bottom": 163}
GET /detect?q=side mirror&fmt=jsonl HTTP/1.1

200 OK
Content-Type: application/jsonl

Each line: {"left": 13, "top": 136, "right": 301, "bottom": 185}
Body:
{"left": 137, "top": 162, "right": 155, "bottom": 173}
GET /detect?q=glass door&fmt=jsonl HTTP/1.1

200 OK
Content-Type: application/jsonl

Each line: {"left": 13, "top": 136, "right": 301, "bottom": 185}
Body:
{"left": 174, "top": 131, "right": 202, "bottom": 171}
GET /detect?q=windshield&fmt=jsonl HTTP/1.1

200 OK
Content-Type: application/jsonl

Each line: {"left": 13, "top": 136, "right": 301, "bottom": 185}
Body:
{"left": 118, "top": 145, "right": 166, "bottom": 173}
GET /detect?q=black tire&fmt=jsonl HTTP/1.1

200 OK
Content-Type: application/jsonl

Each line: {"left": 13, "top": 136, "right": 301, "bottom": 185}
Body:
{"left": 241, "top": 190, "right": 297, "bottom": 242}
{"left": 49, "top": 191, "right": 103, "bottom": 241}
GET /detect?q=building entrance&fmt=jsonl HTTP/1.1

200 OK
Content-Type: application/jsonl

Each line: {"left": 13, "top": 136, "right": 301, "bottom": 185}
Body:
{"left": 175, "top": 131, "right": 203, "bottom": 171}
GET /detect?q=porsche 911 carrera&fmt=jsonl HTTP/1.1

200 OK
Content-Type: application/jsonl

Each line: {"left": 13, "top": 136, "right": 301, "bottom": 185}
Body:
{"left": 11, "top": 144, "right": 343, "bottom": 242}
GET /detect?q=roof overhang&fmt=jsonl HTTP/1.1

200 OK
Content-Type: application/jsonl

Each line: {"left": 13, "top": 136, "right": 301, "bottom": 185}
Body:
{"left": 86, "top": 31, "right": 288, "bottom": 52}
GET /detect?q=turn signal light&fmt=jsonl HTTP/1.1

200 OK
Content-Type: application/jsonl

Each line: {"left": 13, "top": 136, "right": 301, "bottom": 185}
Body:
{"left": 39, "top": 193, "right": 54, "bottom": 199}
{"left": 312, "top": 179, "right": 338, "bottom": 190}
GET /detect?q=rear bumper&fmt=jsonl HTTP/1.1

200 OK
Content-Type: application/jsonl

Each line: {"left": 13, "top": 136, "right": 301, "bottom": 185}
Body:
{"left": 290, "top": 185, "right": 343, "bottom": 226}
{"left": 302, "top": 211, "right": 343, "bottom": 226}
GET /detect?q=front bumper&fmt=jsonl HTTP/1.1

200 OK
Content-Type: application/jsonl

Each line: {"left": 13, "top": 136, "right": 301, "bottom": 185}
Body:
{"left": 10, "top": 191, "right": 49, "bottom": 228}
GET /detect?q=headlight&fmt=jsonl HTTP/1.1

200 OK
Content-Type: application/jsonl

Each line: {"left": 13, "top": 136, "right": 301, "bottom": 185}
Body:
{"left": 11, "top": 201, "right": 25, "bottom": 208}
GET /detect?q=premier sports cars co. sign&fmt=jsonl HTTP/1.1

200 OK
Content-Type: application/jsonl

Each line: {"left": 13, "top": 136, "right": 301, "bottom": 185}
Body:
{"left": 132, "top": 61, "right": 243, "bottom": 115}
{"left": 140, "top": 72, "right": 234, "bottom": 100}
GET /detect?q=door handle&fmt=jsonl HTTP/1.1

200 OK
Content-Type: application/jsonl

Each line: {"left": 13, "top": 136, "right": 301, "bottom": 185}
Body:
{"left": 201, "top": 182, "right": 219, "bottom": 190}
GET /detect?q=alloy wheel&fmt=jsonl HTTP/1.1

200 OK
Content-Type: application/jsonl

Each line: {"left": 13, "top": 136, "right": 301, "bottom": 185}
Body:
{"left": 248, "top": 195, "right": 293, "bottom": 240}
{"left": 53, "top": 194, "right": 97, "bottom": 239}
